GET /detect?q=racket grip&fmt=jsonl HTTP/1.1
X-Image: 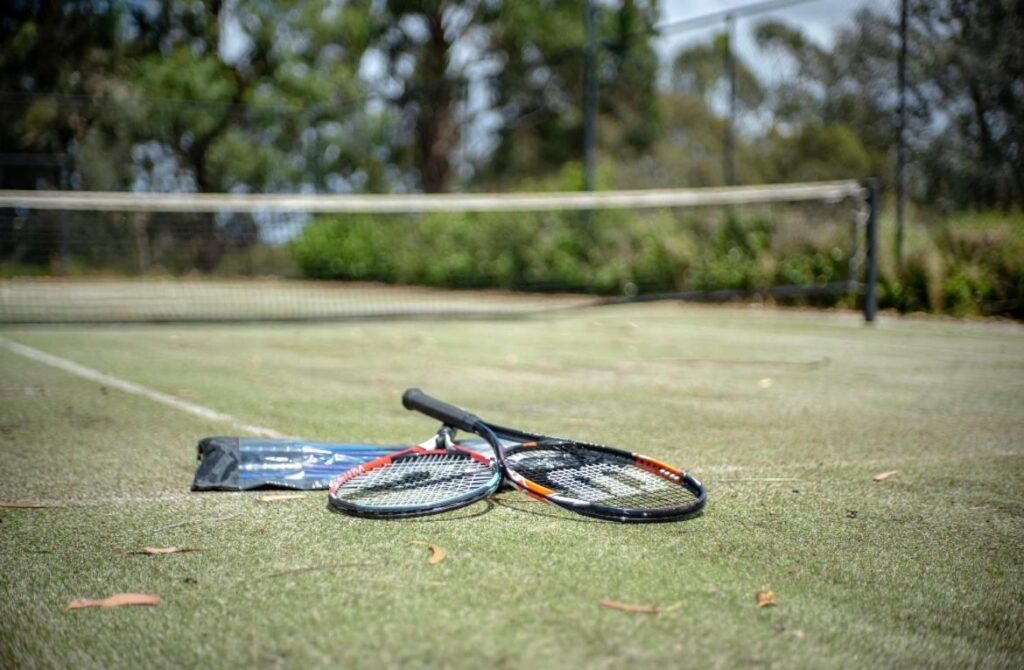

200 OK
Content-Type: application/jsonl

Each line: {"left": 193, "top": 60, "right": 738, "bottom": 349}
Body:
{"left": 402, "top": 388, "right": 482, "bottom": 433}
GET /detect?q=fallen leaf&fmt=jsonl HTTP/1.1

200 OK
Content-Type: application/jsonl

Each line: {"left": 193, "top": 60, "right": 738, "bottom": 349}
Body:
{"left": 0, "top": 501, "right": 53, "bottom": 509}
{"left": 409, "top": 541, "right": 446, "bottom": 565}
{"left": 125, "top": 547, "right": 202, "bottom": 556}
{"left": 758, "top": 378, "right": 773, "bottom": 389}
{"left": 599, "top": 600, "right": 683, "bottom": 614}
{"left": 257, "top": 493, "right": 306, "bottom": 503}
{"left": 65, "top": 593, "right": 161, "bottom": 611}
{"left": 755, "top": 590, "right": 777, "bottom": 608}
{"left": 873, "top": 470, "right": 898, "bottom": 481}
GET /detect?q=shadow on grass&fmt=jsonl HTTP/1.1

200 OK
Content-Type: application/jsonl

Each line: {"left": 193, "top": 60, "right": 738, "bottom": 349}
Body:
{"left": 491, "top": 495, "right": 706, "bottom": 525}
{"left": 490, "top": 496, "right": 610, "bottom": 524}
{"left": 325, "top": 498, "right": 497, "bottom": 522}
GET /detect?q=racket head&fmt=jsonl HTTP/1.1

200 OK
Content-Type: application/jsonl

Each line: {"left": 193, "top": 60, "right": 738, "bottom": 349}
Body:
{"left": 500, "top": 438, "right": 705, "bottom": 522}
{"left": 327, "top": 442, "right": 501, "bottom": 519}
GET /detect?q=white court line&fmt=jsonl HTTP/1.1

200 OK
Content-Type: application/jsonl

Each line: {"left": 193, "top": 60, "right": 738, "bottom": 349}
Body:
{"left": 0, "top": 336, "right": 293, "bottom": 439}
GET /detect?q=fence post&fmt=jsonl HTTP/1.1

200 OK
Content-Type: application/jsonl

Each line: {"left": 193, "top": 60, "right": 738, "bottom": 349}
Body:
{"left": 863, "top": 179, "right": 879, "bottom": 323}
{"left": 723, "top": 14, "right": 736, "bottom": 186}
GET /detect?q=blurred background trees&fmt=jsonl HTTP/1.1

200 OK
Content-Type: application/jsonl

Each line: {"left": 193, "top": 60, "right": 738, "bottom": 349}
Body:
{"left": 0, "top": 0, "right": 1021, "bottom": 315}
{"left": 2, "top": 0, "right": 1020, "bottom": 208}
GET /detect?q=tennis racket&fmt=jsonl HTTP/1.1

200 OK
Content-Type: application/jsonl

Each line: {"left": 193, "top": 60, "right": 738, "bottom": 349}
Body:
{"left": 402, "top": 388, "right": 706, "bottom": 523}
{"left": 328, "top": 426, "right": 501, "bottom": 519}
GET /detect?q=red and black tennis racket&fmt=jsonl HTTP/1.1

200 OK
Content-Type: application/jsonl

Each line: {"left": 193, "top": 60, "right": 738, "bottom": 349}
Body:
{"left": 402, "top": 389, "right": 706, "bottom": 523}
{"left": 328, "top": 426, "right": 501, "bottom": 519}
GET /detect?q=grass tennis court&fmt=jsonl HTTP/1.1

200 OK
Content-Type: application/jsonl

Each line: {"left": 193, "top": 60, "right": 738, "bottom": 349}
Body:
{"left": 0, "top": 277, "right": 595, "bottom": 322}
{"left": 1, "top": 303, "right": 1022, "bottom": 667}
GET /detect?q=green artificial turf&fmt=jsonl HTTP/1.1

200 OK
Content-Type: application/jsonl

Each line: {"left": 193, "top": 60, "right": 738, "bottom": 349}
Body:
{"left": 1, "top": 304, "right": 1022, "bottom": 668}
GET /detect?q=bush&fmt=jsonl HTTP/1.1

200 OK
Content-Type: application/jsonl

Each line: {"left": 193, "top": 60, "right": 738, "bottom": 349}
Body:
{"left": 877, "top": 210, "right": 1024, "bottom": 318}
{"left": 289, "top": 203, "right": 1024, "bottom": 318}
{"left": 291, "top": 206, "right": 849, "bottom": 299}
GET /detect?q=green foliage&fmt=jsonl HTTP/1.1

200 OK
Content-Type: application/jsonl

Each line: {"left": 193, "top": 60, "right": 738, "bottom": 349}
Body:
{"left": 877, "top": 210, "right": 1024, "bottom": 317}
{"left": 486, "top": 0, "right": 661, "bottom": 182}
{"left": 0, "top": 2, "right": 127, "bottom": 182}
{"left": 671, "top": 33, "right": 764, "bottom": 111}
{"left": 290, "top": 206, "right": 854, "bottom": 299}
{"left": 292, "top": 205, "right": 1023, "bottom": 318}
{"left": 765, "top": 124, "right": 872, "bottom": 183}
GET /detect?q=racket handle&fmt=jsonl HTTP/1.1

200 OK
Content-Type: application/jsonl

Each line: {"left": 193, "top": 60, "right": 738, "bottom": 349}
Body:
{"left": 402, "top": 388, "right": 482, "bottom": 433}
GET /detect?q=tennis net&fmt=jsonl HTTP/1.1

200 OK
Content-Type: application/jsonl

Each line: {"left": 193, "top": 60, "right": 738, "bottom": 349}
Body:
{"left": 0, "top": 180, "right": 876, "bottom": 323}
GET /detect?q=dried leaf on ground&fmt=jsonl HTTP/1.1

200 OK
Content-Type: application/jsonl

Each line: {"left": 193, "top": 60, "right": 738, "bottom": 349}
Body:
{"left": 409, "top": 541, "right": 447, "bottom": 565}
{"left": 873, "top": 470, "right": 898, "bottom": 481}
{"left": 0, "top": 501, "right": 52, "bottom": 508}
{"left": 257, "top": 493, "right": 306, "bottom": 503}
{"left": 65, "top": 593, "right": 161, "bottom": 611}
{"left": 756, "top": 590, "right": 777, "bottom": 608}
{"left": 125, "top": 547, "right": 202, "bottom": 556}
{"left": 599, "top": 600, "right": 682, "bottom": 614}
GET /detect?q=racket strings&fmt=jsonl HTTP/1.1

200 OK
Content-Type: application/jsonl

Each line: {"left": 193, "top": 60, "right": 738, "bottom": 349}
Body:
{"left": 333, "top": 453, "right": 495, "bottom": 507}
{"left": 506, "top": 445, "right": 700, "bottom": 509}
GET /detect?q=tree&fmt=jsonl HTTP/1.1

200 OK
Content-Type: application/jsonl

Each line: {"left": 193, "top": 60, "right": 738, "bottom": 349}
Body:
{"left": 127, "top": 0, "right": 389, "bottom": 194}
{"left": 361, "top": 1, "right": 661, "bottom": 191}
{"left": 752, "top": 2, "right": 1024, "bottom": 209}
{"left": 670, "top": 33, "right": 763, "bottom": 113}
{"left": 363, "top": 0, "right": 498, "bottom": 193}
{"left": 753, "top": 16, "right": 892, "bottom": 184}
{"left": 0, "top": 1, "right": 127, "bottom": 187}
{"left": 485, "top": 0, "right": 662, "bottom": 185}
{"left": 911, "top": 0, "right": 1024, "bottom": 208}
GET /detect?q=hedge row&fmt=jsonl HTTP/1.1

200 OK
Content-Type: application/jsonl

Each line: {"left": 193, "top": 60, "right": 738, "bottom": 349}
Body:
{"left": 290, "top": 207, "right": 850, "bottom": 296}
{"left": 290, "top": 207, "right": 1024, "bottom": 318}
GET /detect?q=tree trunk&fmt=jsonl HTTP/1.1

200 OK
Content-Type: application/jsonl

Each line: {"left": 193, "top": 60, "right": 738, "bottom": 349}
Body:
{"left": 417, "top": 7, "right": 457, "bottom": 193}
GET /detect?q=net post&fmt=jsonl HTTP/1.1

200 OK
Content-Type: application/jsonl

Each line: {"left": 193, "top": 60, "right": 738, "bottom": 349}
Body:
{"left": 863, "top": 179, "right": 879, "bottom": 323}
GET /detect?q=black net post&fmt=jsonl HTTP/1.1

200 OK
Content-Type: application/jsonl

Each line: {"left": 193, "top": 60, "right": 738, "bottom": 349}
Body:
{"left": 863, "top": 179, "right": 879, "bottom": 323}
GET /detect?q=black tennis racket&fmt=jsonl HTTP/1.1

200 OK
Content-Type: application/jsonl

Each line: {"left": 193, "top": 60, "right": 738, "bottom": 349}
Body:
{"left": 402, "top": 389, "right": 706, "bottom": 523}
{"left": 327, "top": 426, "right": 501, "bottom": 519}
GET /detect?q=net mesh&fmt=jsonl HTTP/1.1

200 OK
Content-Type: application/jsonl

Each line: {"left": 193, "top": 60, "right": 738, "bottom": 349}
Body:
{"left": 0, "top": 182, "right": 868, "bottom": 323}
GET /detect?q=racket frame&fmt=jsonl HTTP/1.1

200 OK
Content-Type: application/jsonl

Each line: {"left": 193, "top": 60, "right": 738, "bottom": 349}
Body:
{"left": 402, "top": 389, "right": 706, "bottom": 523}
